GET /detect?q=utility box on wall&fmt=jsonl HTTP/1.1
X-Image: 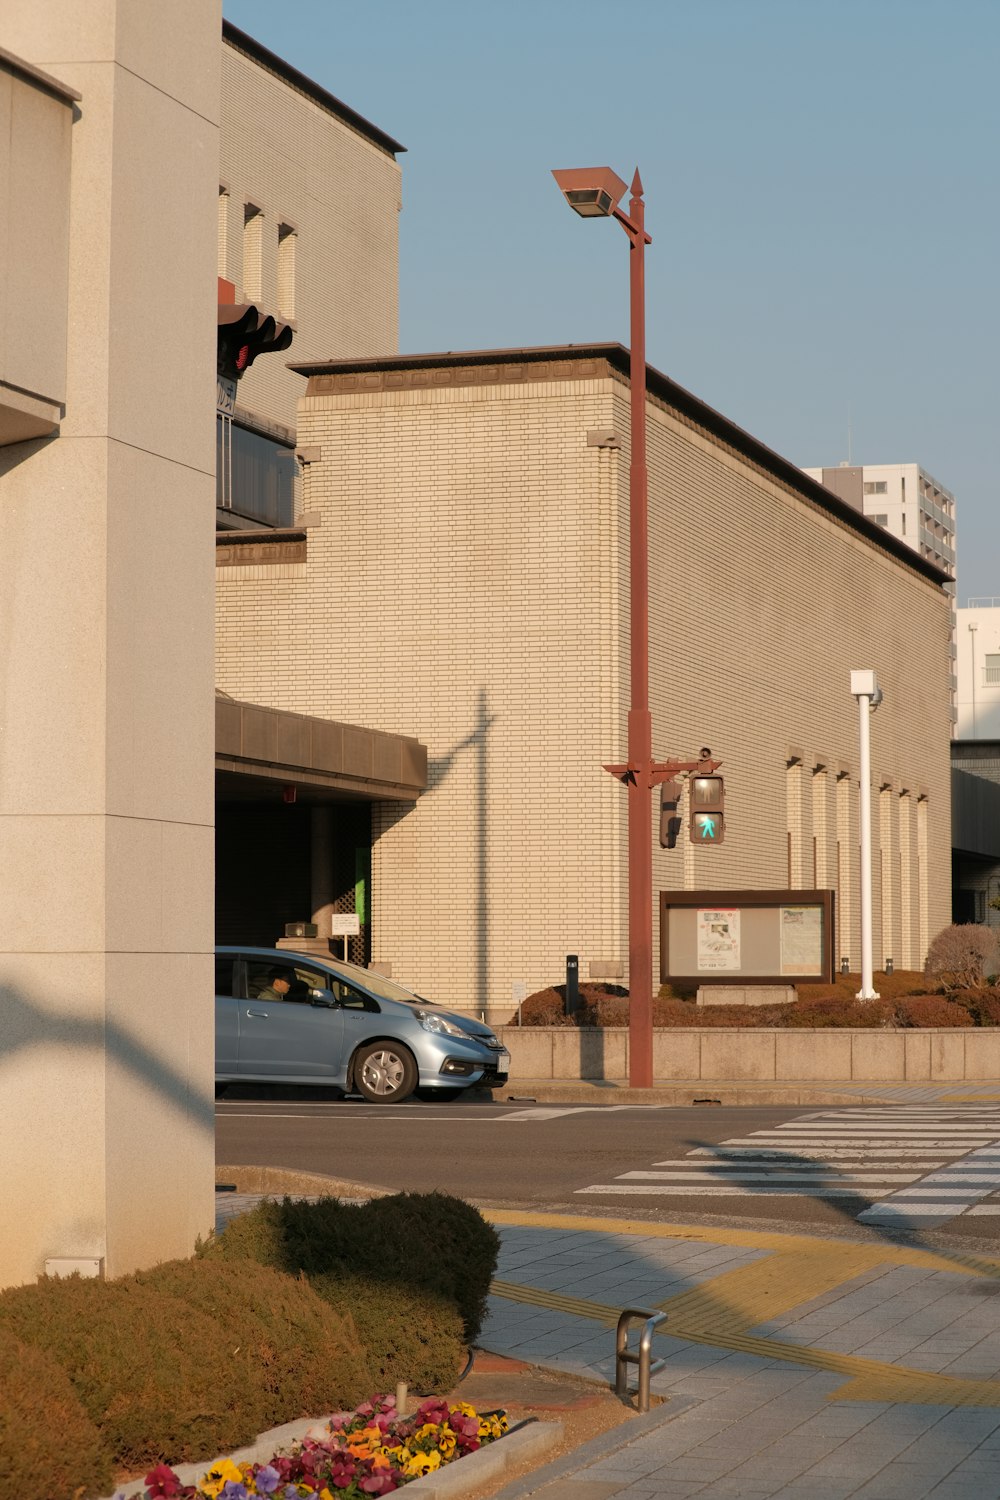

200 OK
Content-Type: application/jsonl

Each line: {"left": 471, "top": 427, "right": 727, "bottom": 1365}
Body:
{"left": 660, "top": 889, "right": 835, "bottom": 987}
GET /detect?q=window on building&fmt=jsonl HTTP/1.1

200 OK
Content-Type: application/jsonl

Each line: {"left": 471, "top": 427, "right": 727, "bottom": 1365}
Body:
{"left": 901, "top": 512, "right": 906, "bottom": 534}
{"left": 277, "top": 224, "right": 297, "bottom": 321}
{"left": 984, "top": 654, "right": 1000, "bottom": 686}
{"left": 216, "top": 416, "right": 297, "bottom": 528}
{"left": 863, "top": 481, "right": 888, "bottom": 495}
{"left": 871, "top": 514, "right": 889, "bottom": 526}
{"left": 243, "top": 203, "right": 263, "bottom": 302}
{"left": 217, "top": 188, "right": 229, "bottom": 279}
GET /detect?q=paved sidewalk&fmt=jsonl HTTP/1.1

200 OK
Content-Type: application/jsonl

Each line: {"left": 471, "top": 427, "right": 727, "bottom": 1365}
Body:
{"left": 482, "top": 1210, "right": 1000, "bottom": 1499}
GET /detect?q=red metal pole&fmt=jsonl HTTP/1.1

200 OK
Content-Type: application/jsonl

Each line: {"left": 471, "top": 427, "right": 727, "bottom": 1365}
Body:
{"left": 624, "top": 170, "right": 652, "bottom": 1089}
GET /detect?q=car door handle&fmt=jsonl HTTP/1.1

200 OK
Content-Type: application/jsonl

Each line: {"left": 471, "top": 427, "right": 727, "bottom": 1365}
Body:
{"left": 246, "top": 1007, "right": 269, "bottom": 1018}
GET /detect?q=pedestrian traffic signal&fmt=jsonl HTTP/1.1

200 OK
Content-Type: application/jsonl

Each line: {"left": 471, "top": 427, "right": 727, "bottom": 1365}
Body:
{"left": 689, "top": 774, "right": 724, "bottom": 845}
{"left": 659, "top": 779, "right": 682, "bottom": 848}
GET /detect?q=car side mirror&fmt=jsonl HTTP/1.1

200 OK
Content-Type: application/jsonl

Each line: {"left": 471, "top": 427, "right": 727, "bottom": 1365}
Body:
{"left": 310, "top": 989, "right": 339, "bottom": 1008}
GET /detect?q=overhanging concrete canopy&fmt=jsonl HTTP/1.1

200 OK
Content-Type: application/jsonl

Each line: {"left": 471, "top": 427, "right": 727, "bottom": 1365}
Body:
{"left": 216, "top": 693, "right": 426, "bottom": 803}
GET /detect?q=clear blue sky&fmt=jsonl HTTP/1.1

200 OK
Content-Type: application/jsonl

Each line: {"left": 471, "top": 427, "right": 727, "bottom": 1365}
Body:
{"left": 224, "top": 0, "right": 998, "bottom": 604}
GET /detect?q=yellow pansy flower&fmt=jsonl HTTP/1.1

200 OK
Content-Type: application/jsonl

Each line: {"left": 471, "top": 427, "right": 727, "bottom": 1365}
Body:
{"left": 199, "top": 1458, "right": 243, "bottom": 1498}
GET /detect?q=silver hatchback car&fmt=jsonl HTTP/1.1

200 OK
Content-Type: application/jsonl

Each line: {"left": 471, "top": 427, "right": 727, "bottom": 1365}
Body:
{"left": 215, "top": 946, "right": 510, "bottom": 1103}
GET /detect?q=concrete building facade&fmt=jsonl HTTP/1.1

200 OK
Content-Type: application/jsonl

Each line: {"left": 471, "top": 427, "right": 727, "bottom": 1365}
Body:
{"left": 215, "top": 347, "right": 954, "bottom": 1018}
{"left": 0, "top": 1, "right": 219, "bottom": 1288}
{"left": 216, "top": 22, "right": 403, "bottom": 530}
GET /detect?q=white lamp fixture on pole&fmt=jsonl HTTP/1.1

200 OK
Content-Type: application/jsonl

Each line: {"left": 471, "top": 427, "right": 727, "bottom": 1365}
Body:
{"left": 850, "top": 669, "right": 883, "bottom": 1001}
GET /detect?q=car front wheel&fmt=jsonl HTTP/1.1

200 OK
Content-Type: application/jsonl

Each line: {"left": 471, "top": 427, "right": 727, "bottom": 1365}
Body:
{"left": 354, "top": 1042, "right": 417, "bottom": 1103}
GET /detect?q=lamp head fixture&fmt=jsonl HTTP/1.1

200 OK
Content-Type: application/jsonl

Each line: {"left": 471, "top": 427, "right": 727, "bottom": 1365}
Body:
{"left": 552, "top": 166, "right": 628, "bottom": 218}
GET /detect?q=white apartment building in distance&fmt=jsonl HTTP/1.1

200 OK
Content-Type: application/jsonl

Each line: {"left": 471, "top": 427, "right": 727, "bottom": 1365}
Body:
{"left": 804, "top": 462, "right": 958, "bottom": 727}
{"left": 802, "top": 462, "right": 957, "bottom": 585}
{"left": 956, "top": 602, "right": 1000, "bottom": 740}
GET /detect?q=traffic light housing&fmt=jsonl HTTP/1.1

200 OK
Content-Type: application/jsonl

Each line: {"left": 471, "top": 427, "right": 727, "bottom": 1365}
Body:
{"left": 659, "top": 779, "right": 682, "bottom": 848}
{"left": 217, "top": 304, "right": 294, "bottom": 382}
{"left": 689, "top": 774, "right": 724, "bottom": 845}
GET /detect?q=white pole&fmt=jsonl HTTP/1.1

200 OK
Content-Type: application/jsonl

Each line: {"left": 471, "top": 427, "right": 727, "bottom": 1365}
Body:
{"left": 851, "top": 670, "right": 881, "bottom": 1001}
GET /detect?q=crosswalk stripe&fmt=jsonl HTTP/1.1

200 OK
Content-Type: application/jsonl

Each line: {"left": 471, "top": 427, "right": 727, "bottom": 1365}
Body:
{"left": 576, "top": 1105, "right": 1000, "bottom": 1224}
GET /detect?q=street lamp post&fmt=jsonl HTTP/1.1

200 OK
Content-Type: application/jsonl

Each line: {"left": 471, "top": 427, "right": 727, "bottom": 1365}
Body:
{"left": 850, "top": 669, "right": 883, "bottom": 1001}
{"left": 552, "top": 166, "right": 657, "bottom": 1087}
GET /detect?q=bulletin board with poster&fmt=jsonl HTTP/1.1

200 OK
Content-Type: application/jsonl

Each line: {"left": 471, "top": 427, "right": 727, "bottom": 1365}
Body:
{"left": 659, "top": 889, "right": 835, "bottom": 985}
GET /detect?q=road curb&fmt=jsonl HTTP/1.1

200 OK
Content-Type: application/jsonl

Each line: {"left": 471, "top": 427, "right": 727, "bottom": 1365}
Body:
{"left": 214, "top": 1163, "right": 393, "bottom": 1198}
{"left": 498, "top": 1079, "right": 985, "bottom": 1106}
{"left": 412, "top": 1418, "right": 563, "bottom": 1497}
{"left": 488, "top": 1393, "right": 701, "bottom": 1499}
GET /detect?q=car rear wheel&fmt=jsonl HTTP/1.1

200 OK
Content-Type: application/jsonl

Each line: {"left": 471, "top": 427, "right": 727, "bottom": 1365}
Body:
{"left": 355, "top": 1042, "right": 417, "bottom": 1103}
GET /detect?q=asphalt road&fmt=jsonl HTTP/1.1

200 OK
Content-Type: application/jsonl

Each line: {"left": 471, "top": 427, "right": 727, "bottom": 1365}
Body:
{"left": 215, "top": 1092, "right": 1000, "bottom": 1248}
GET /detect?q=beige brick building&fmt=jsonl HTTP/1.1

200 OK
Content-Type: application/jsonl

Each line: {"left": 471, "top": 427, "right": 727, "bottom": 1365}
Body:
{"left": 215, "top": 345, "right": 953, "bottom": 1018}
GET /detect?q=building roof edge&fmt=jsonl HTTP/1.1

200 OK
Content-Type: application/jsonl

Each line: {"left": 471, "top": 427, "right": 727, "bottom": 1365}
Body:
{"left": 289, "top": 342, "right": 950, "bottom": 588}
{"left": 222, "top": 20, "right": 406, "bottom": 157}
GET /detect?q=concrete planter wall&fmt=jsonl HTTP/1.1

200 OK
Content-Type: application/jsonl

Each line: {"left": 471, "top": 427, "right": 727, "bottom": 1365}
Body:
{"left": 495, "top": 1026, "right": 1000, "bottom": 1084}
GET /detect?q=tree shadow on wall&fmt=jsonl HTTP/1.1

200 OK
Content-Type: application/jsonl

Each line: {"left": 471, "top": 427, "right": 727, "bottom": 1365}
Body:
{"left": 0, "top": 978, "right": 215, "bottom": 1136}
{"left": 425, "top": 688, "right": 498, "bottom": 1017}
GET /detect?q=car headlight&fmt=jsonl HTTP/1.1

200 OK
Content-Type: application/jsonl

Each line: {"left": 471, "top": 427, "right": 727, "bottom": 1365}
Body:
{"left": 419, "top": 1012, "right": 473, "bottom": 1039}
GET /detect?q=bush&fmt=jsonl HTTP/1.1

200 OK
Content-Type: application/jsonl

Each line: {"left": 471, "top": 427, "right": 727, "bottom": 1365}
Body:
{"left": 894, "top": 995, "right": 976, "bottom": 1028}
{"left": 312, "top": 1273, "right": 465, "bottom": 1393}
{"left": 961, "top": 986, "right": 1000, "bottom": 1026}
{"left": 925, "top": 924, "right": 1000, "bottom": 992}
{"left": 0, "top": 1273, "right": 265, "bottom": 1471}
{"left": 782, "top": 996, "right": 895, "bottom": 1029}
{"left": 0, "top": 1325, "right": 113, "bottom": 1500}
{"left": 201, "top": 1191, "right": 500, "bottom": 1344}
{"left": 134, "top": 1257, "right": 373, "bottom": 1427}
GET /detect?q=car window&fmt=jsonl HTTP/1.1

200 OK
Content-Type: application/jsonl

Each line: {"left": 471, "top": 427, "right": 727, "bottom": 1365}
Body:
{"left": 215, "top": 954, "right": 236, "bottom": 998}
{"left": 247, "top": 959, "right": 331, "bottom": 1004}
{"left": 332, "top": 981, "right": 380, "bottom": 1014}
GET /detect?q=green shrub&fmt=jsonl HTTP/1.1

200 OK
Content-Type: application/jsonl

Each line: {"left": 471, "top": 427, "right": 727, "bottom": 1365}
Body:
{"left": 202, "top": 1191, "right": 500, "bottom": 1344}
{"left": 311, "top": 1272, "right": 465, "bottom": 1393}
{"left": 0, "top": 1325, "right": 114, "bottom": 1500}
{"left": 134, "top": 1256, "right": 373, "bottom": 1427}
{"left": 0, "top": 1273, "right": 264, "bottom": 1471}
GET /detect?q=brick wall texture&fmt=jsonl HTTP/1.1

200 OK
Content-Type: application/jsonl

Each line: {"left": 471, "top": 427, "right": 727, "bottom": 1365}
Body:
{"left": 219, "top": 38, "right": 400, "bottom": 432}
{"left": 215, "top": 356, "right": 953, "bottom": 1016}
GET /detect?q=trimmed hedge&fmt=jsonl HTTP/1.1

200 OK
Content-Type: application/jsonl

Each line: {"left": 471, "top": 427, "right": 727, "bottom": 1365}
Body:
{"left": 0, "top": 1325, "right": 113, "bottom": 1500}
{"left": 0, "top": 1191, "right": 498, "bottom": 1499}
{"left": 517, "top": 972, "right": 1000, "bottom": 1028}
{"left": 200, "top": 1190, "right": 500, "bottom": 1345}
{"left": 134, "top": 1257, "right": 373, "bottom": 1426}
{"left": 312, "top": 1273, "right": 465, "bottom": 1393}
{"left": 0, "top": 1272, "right": 264, "bottom": 1470}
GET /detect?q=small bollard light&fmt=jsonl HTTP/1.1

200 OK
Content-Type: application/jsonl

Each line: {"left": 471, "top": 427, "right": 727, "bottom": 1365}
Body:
{"left": 840, "top": 957, "right": 850, "bottom": 977}
{"left": 885, "top": 958, "right": 894, "bottom": 976}
{"left": 566, "top": 954, "right": 580, "bottom": 1017}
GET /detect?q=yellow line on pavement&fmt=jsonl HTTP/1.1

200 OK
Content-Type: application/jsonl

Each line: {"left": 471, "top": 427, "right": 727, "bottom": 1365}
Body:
{"left": 486, "top": 1209, "right": 1000, "bottom": 1276}
{"left": 490, "top": 1279, "right": 620, "bottom": 1323}
{"left": 487, "top": 1210, "right": 1000, "bottom": 1405}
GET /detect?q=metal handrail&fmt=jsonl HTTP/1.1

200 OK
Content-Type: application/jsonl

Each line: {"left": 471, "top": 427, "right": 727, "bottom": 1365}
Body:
{"left": 615, "top": 1306, "right": 667, "bottom": 1412}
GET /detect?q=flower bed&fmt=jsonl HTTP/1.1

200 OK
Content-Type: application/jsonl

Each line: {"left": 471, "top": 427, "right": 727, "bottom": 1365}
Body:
{"left": 132, "top": 1393, "right": 508, "bottom": 1499}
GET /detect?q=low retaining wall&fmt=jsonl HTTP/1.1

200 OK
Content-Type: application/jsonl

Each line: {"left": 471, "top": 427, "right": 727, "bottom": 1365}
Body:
{"left": 495, "top": 1026, "right": 1000, "bottom": 1084}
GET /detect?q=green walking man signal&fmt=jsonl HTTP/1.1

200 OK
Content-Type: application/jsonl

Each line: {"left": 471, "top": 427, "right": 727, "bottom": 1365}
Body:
{"left": 689, "top": 772, "right": 725, "bottom": 844}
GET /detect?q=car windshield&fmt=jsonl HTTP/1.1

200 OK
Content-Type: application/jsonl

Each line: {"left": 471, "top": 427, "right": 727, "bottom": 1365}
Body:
{"left": 316, "top": 956, "right": 433, "bottom": 1007}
